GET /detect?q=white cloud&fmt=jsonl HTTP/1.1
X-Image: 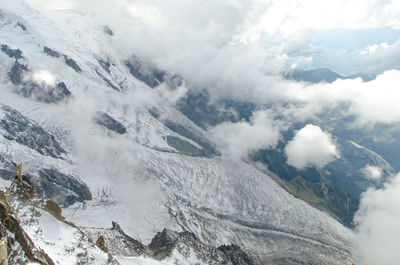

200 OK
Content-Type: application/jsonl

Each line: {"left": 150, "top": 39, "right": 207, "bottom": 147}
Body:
{"left": 358, "top": 38, "right": 400, "bottom": 73}
{"left": 362, "top": 165, "right": 383, "bottom": 181}
{"left": 285, "top": 124, "right": 339, "bottom": 170}
{"left": 30, "top": 70, "right": 56, "bottom": 87}
{"left": 208, "top": 110, "right": 284, "bottom": 161}
{"left": 22, "top": 0, "right": 400, "bottom": 107}
{"left": 353, "top": 173, "right": 400, "bottom": 265}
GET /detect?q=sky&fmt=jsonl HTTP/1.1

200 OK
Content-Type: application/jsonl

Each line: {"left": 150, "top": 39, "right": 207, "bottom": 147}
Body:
{"left": 12, "top": 0, "right": 400, "bottom": 264}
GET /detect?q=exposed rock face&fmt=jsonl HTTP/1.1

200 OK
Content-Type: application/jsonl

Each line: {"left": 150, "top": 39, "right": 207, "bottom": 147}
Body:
{"left": 103, "top": 26, "right": 114, "bottom": 36}
{"left": 125, "top": 57, "right": 165, "bottom": 88}
{"left": 0, "top": 172, "right": 118, "bottom": 265}
{"left": 94, "top": 112, "right": 127, "bottom": 134}
{"left": 0, "top": 178, "right": 56, "bottom": 265}
{"left": 82, "top": 221, "right": 145, "bottom": 257}
{"left": 147, "top": 229, "right": 254, "bottom": 265}
{"left": 8, "top": 61, "right": 28, "bottom": 85}
{"left": 43, "top": 46, "right": 61, "bottom": 58}
{"left": 0, "top": 103, "right": 66, "bottom": 159}
{"left": 17, "top": 81, "right": 71, "bottom": 103}
{"left": 36, "top": 168, "right": 92, "bottom": 207}
{"left": 7, "top": 58, "right": 71, "bottom": 103}
{"left": 95, "top": 70, "right": 120, "bottom": 91}
{"left": 1, "top": 44, "right": 23, "bottom": 59}
{"left": 98, "top": 58, "right": 112, "bottom": 74}
{"left": 166, "top": 136, "right": 209, "bottom": 157}
{"left": 63, "top": 55, "right": 82, "bottom": 72}
{"left": 16, "top": 22, "right": 26, "bottom": 31}
{"left": 217, "top": 244, "right": 254, "bottom": 265}
{"left": 164, "top": 120, "right": 218, "bottom": 156}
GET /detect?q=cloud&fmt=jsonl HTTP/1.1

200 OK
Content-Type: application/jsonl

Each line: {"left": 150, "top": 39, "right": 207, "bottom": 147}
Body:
{"left": 285, "top": 124, "right": 339, "bottom": 169}
{"left": 30, "top": 70, "right": 56, "bottom": 87}
{"left": 353, "top": 173, "right": 400, "bottom": 265}
{"left": 358, "top": 38, "right": 400, "bottom": 73}
{"left": 280, "top": 29, "right": 322, "bottom": 57}
{"left": 208, "top": 110, "right": 285, "bottom": 161}
{"left": 362, "top": 165, "right": 383, "bottom": 181}
{"left": 21, "top": 0, "right": 400, "bottom": 106}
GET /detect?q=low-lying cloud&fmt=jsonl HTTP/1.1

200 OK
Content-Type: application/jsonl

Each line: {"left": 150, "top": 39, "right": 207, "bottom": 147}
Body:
{"left": 208, "top": 110, "right": 285, "bottom": 161}
{"left": 362, "top": 164, "right": 383, "bottom": 181}
{"left": 285, "top": 124, "right": 339, "bottom": 170}
{"left": 353, "top": 173, "right": 400, "bottom": 265}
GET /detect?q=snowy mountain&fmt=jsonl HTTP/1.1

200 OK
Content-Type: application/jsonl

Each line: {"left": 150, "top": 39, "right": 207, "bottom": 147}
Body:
{"left": 0, "top": 0, "right": 355, "bottom": 264}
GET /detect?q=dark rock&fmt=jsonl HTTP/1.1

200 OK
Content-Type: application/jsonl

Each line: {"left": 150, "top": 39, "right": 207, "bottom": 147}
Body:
{"left": 95, "top": 70, "right": 120, "bottom": 91}
{"left": 56, "top": 82, "right": 71, "bottom": 97}
{"left": 43, "top": 46, "right": 61, "bottom": 58}
{"left": 111, "top": 222, "right": 145, "bottom": 253}
{"left": 147, "top": 228, "right": 255, "bottom": 264}
{"left": 16, "top": 22, "right": 26, "bottom": 31}
{"left": 94, "top": 112, "right": 126, "bottom": 134}
{"left": 217, "top": 244, "right": 254, "bottom": 265}
{"left": 164, "top": 120, "right": 218, "bottom": 156}
{"left": 0, "top": 155, "right": 16, "bottom": 181}
{"left": 103, "top": 26, "right": 114, "bottom": 36}
{"left": 8, "top": 61, "right": 28, "bottom": 85}
{"left": 166, "top": 136, "right": 209, "bottom": 157}
{"left": 0, "top": 169, "right": 14, "bottom": 181}
{"left": 148, "top": 229, "right": 184, "bottom": 259}
{"left": 125, "top": 57, "right": 165, "bottom": 88}
{"left": 148, "top": 108, "right": 160, "bottom": 119}
{"left": 17, "top": 81, "right": 71, "bottom": 103}
{"left": 98, "top": 59, "right": 111, "bottom": 74}
{"left": 1, "top": 44, "right": 23, "bottom": 59}
{"left": 35, "top": 168, "right": 92, "bottom": 207}
{"left": 0, "top": 103, "right": 66, "bottom": 159}
{"left": 0, "top": 199, "right": 56, "bottom": 265}
{"left": 63, "top": 55, "right": 82, "bottom": 72}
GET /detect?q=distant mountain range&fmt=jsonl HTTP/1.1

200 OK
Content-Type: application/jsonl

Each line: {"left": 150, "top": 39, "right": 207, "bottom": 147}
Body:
{"left": 284, "top": 68, "right": 377, "bottom": 83}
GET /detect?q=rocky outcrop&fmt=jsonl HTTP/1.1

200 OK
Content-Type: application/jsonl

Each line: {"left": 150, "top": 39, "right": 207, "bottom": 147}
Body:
{"left": 63, "top": 55, "right": 82, "bottom": 73}
{"left": 0, "top": 166, "right": 118, "bottom": 264}
{"left": 43, "top": 46, "right": 61, "bottom": 58}
{"left": 166, "top": 136, "right": 209, "bottom": 157}
{"left": 7, "top": 57, "right": 71, "bottom": 103}
{"left": 164, "top": 120, "right": 218, "bottom": 156}
{"left": 147, "top": 229, "right": 254, "bottom": 264}
{"left": 217, "top": 244, "right": 254, "bottom": 265}
{"left": 103, "top": 26, "right": 114, "bottom": 36}
{"left": 94, "top": 112, "right": 127, "bottom": 134}
{"left": 95, "top": 70, "right": 120, "bottom": 91}
{"left": 82, "top": 221, "right": 145, "bottom": 257}
{"left": 0, "top": 176, "right": 56, "bottom": 265}
{"left": 125, "top": 57, "right": 165, "bottom": 88}
{"left": 17, "top": 80, "right": 71, "bottom": 103}
{"left": 36, "top": 168, "right": 92, "bottom": 207}
{"left": 0, "top": 103, "right": 66, "bottom": 159}
{"left": 1, "top": 44, "right": 23, "bottom": 59}
{"left": 8, "top": 60, "right": 28, "bottom": 85}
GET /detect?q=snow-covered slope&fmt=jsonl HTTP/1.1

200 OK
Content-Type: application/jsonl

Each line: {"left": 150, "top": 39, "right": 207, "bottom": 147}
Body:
{"left": 0, "top": 0, "right": 354, "bottom": 264}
